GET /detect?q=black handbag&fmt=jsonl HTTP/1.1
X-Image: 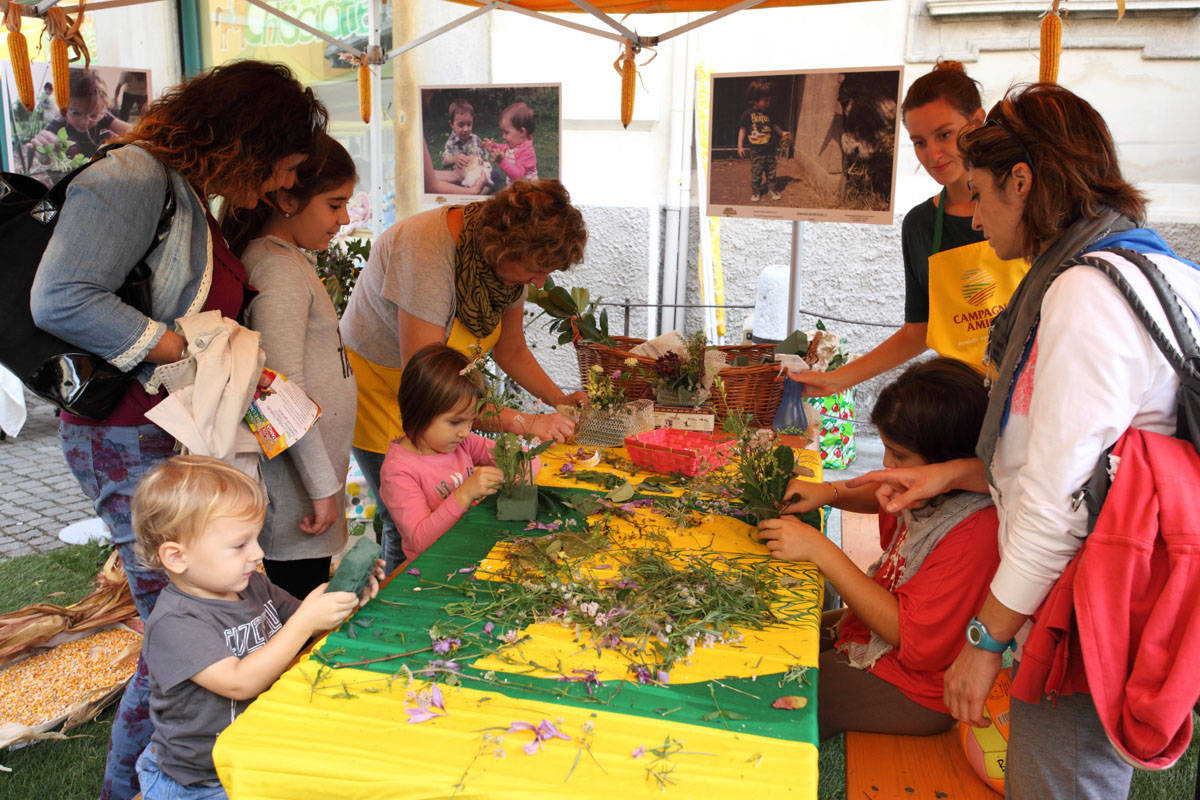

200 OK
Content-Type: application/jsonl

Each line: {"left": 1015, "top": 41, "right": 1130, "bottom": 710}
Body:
{"left": 0, "top": 148, "right": 175, "bottom": 420}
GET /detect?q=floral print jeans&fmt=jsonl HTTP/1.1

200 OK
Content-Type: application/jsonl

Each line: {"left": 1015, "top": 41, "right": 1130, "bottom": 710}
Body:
{"left": 61, "top": 421, "right": 175, "bottom": 800}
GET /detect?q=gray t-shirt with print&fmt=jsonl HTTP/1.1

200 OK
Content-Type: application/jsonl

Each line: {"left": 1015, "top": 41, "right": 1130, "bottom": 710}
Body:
{"left": 144, "top": 573, "right": 301, "bottom": 785}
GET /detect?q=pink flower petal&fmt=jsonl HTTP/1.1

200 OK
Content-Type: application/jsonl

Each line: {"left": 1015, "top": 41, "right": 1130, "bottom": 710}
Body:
{"left": 430, "top": 684, "right": 445, "bottom": 712}
{"left": 631, "top": 745, "right": 646, "bottom": 759}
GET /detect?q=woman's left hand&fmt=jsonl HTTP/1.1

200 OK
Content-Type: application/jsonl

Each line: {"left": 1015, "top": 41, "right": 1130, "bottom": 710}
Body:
{"left": 525, "top": 412, "right": 575, "bottom": 443}
{"left": 299, "top": 495, "right": 339, "bottom": 536}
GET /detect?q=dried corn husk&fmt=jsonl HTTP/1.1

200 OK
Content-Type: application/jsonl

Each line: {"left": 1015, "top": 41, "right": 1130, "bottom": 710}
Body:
{"left": 0, "top": 549, "right": 136, "bottom": 667}
{"left": 42, "top": 0, "right": 91, "bottom": 115}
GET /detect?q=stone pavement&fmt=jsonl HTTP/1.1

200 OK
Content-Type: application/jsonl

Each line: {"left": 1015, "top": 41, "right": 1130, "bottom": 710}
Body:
{"left": 0, "top": 391, "right": 94, "bottom": 562}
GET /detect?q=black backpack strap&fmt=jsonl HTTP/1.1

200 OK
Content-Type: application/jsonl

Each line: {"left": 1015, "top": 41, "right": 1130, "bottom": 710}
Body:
{"left": 1061, "top": 249, "right": 1200, "bottom": 529}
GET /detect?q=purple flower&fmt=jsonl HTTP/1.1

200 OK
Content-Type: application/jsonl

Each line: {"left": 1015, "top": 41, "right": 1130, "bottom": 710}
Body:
{"left": 559, "top": 462, "right": 576, "bottom": 475}
{"left": 631, "top": 745, "right": 646, "bottom": 759}
{"left": 405, "top": 568, "right": 420, "bottom": 577}
{"left": 405, "top": 684, "right": 446, "bottom": 723}
{"left": 431, "top": 638, "right": 461, "bottom": 654}
{"left": 614, "top": 579, "right": 640, "bottom": 590}
{"left": 483, "top": 621, "right": 495, "bottom": 637}
{"left": 634, "top": 666, "right": 653, "bottom": 684}
{"left": 509, "top": 719, "right": 572, "bottom": 755}
{"left": 405, "top": 708, "right": 441, "bottom": 724}
{"left": 458, "top": 566, "right": 475, "bottom": 574}
{"left": 611, "top": 369, "right": 623, "bottom": 380}
{"left": 500, "top": 630, "right": 520, "bottom": 644}
{"left": 657, "top": 670, "right": 670, "bottom": 685}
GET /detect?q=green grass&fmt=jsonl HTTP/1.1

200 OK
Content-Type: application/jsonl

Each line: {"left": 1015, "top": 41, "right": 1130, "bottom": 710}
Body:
{"left": 1, "top": 707, "right": 113, "bottom": 799}
{"left": 0, "top": 541, "right": 113, "bottom": 615}
{"left": 1, "top": 545, "right": 1196, "bottom": 797}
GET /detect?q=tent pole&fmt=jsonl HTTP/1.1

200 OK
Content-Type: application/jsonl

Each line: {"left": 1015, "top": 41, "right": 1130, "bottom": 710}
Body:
{"left": 655, "top": 0, "right": 769, "bottom": 43}
{"left": 787, "top": 220, "right": 804, "bottom": 335}
{"left": 367, "top": 0, "right": 383, "bottom": 236}
{"left": 386, "top": 3, "right": 495, "bottom": 60}
{"left": 489, "top": 0, "right": 623, "bottom": 43}
{"left": 563, "top": 0, "right": 638, "bottom": 41}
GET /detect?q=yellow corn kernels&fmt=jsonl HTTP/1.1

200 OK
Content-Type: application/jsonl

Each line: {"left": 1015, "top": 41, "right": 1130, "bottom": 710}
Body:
{"left": 0, "top": 628, "right": 140, "bottom": 728}
{"left": 616, "top": 40, "right": 636, "bottom": 129}
{"left": 50, "top": 37, "right": 70, "bottom": 114}
{"left": 358, "top": 62, "right": 370, "bottom": 125}
{"left": 7, "top": 32, "right": 33, "bottom": 111}
{"left": 1039, "top": 11, "right": 1062, "bottom": 83}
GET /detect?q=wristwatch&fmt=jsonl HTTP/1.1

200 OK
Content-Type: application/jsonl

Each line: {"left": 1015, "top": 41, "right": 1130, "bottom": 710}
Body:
{"left": 965, "top": 617, "right": 1016, "bottom": 653}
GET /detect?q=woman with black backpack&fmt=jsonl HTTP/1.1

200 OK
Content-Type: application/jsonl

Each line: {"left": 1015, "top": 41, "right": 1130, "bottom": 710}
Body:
{"left": 29, "top": 60, "right": 327, "bottom": 800}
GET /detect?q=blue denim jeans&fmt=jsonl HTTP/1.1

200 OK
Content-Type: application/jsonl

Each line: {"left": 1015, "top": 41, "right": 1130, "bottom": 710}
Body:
{"left": 60, "top": 420, "right": 174, "bottom": 800}
{"left": 136, "top": 744, "right": 228, "bottom": 800}
{"left": 352, "top": 446, "right": 402, "bottom": 575}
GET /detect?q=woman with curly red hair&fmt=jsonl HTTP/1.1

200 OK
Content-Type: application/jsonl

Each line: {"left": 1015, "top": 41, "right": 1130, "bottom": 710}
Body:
{"left": 340, "top": 178, "right": 588, "bottom": 573}
{"left": 30, "top": 59, "right": 326, "bottom": 800}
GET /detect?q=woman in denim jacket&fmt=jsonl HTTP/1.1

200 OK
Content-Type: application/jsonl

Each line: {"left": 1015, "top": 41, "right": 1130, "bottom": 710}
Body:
{"left": 30, "top": 60, "right": 327, "bottom": 800}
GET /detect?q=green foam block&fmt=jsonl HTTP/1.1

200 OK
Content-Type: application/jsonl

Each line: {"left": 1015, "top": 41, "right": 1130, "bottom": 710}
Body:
{"left": 326, "top": 536, "right": 381, "bottom": 595}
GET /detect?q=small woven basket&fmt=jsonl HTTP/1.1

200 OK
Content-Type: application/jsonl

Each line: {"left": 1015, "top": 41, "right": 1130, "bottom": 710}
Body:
{"left": 624, "top": 428, "right": 736, "bottom": 476}
{"left": 565, "top": 399, "right": 655, "bottom": 448}
{"left": 573, "top": 324, "right": 780, "bottom": 427}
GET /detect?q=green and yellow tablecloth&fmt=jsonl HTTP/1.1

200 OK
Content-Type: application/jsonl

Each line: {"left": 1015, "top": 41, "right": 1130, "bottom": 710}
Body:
{"left": 215, "top": 445, "right": 825, "bottom": 798}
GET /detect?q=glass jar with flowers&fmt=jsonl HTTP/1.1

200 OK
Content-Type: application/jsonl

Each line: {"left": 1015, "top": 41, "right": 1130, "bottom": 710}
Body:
{"left": 567, "top": 361, "right": 655, "bottom": 447}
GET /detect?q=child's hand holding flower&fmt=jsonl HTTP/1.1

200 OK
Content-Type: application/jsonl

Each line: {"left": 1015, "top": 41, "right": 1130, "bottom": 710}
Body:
{"left": 757, "top": 516, "right": 829, "bottom": 564}
{"left": 455, "top": 466, "right": 504, "bottom": 507}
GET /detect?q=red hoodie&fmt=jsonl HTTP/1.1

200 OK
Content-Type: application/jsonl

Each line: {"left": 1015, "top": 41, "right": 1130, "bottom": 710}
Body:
{"left": 1012, "top": 428, "right": 1200, "bottom": 769}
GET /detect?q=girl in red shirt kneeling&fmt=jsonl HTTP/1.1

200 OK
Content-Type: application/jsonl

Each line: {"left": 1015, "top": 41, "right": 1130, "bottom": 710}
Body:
{"left": 759, "top": 357, "right": 999, "bottom": 739}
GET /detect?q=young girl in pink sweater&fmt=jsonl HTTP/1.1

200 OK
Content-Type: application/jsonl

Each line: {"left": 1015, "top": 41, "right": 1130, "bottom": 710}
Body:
{"left": 379, "top": 345, "right": 537, "bottom": 562}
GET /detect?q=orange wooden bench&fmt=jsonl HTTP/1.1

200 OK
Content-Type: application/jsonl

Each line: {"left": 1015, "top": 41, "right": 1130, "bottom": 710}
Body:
{"left": 845, "top": 728, "right": 999, "bottom": 799}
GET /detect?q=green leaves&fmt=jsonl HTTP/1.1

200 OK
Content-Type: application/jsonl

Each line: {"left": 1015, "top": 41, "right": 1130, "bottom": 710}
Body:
{"left": 525, "top": 276, "right": 614, "bottom": 347}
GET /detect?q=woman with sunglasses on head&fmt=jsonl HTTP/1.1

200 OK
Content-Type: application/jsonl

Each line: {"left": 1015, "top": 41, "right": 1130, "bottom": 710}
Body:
{"left": 850, "top": 83, "right": 1200, "bottom": 798}
{"left": 794, "top": 62, "right": 1028, "bottom": 396}
{"left": 30, "top": 60, "right": 327, "bottom": 800}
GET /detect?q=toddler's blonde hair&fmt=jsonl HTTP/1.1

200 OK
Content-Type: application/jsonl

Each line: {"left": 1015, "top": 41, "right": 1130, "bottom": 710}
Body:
{"left": 132, "top": 455, "right": 265, "bottom": 569}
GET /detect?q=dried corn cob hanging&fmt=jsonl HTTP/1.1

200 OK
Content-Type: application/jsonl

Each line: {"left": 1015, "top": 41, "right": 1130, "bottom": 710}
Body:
{"left": 337, "top": 52, "right": 371, "bottom": 124}
{"left": 43, "top": 0, "right": 91, "bottom": 115}
{"left": 1039, "top": 0, "right": 1063, "bottom": 83}
{"left": 5, "top": 3, "right": 33, "bottom": 111}
{"left": 615, "top": 39, "right": 637, "bottom": 129}
{"left": 358, "top": 60, "right": 370, "bottom": 125}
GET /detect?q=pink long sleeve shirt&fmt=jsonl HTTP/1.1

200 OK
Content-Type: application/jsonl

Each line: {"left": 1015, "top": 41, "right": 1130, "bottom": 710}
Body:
{"left": 378, "top": 434, "right": 542, "bottom": 562}
{"left": 379, "top": 434, "right": 496, "bottom": 562}
{"left": 496, "top": 139, "right": 538, "bottom": 184}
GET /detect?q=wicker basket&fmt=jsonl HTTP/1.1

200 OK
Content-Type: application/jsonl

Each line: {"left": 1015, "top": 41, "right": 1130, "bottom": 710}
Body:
{"left": 624, "top": 428, "right": 736, "bottom": 477}
{"left": 573, "top": 326, "right": 780, "bottom": 426}
{"left": 565, "top": 399, "right": 655, "bottom": 448}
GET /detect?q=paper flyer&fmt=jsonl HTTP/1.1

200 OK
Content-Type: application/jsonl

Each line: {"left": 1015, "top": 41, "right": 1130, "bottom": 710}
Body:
{"left": 244, "top": 369, "right": 321, "bottom": 459}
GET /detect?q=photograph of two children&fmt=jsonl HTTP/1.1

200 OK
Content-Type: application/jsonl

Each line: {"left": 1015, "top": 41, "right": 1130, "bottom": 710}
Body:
{"left": 420, "top": 84, "right": 561, "bottom": 203}
{"left": 418, "top": 69, "right": 901, "bottom": 225}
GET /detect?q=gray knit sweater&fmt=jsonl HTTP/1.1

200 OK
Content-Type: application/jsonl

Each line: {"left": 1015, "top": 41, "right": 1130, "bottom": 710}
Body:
{"left": 244, "top": 236, "right": 357, "bottom": 561}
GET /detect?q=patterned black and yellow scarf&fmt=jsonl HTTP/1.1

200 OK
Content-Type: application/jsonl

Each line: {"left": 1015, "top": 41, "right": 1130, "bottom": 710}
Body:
{"left": 454, "top": 202, "right": 523, "bottom": 338}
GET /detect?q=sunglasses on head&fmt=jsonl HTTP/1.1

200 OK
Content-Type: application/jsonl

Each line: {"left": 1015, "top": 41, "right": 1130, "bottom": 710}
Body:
{"left": 982, "top": 117, "right": 1035, "bottom": 175}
